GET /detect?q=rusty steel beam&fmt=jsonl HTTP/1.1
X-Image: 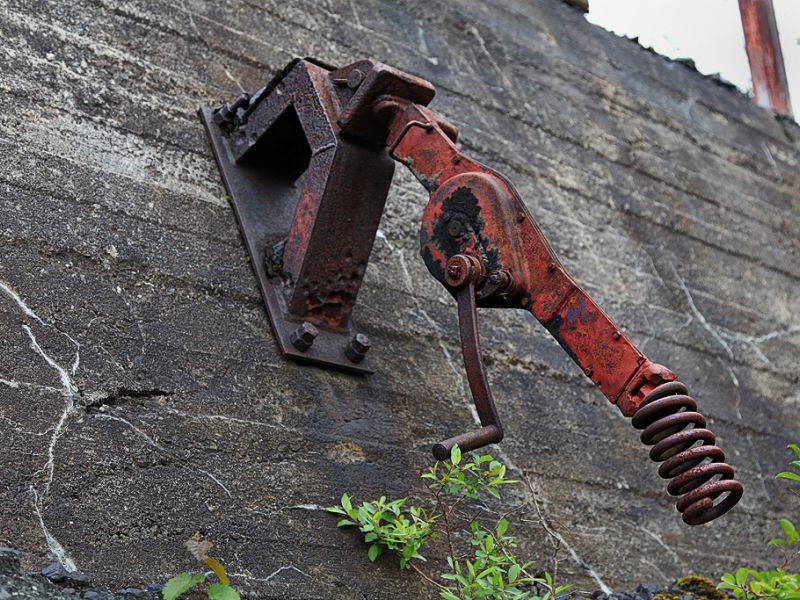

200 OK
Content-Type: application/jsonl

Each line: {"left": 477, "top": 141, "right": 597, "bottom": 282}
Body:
{"left": 739, "top": 0, "right": 793, "bottom": 117}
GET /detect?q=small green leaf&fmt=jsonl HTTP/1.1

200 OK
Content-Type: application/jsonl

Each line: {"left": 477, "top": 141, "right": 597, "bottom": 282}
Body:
{"left": 451, "top": 445, "right": 462, "bottom": 465}
{"left": 368, "top": 544, "right": 380, "bottom": 562}
{"left": 496, "top": 518, "right": 509, "bottom": 538}
{"left": 769, "top": 537, "right": 787, "bottom": 546}
{"left": 789, "top": 444, "right": 800, "bottom": 459}
{"left": 508, "top": 564, "right": 521, "bottom": 582}
{"left": 207, "top": 583, "right": 241, "bottom": 600}
{"left": 336, "top": 519, "right": 355, "bottom": 527}
{"left": 736, "top": 567, "right": 750, "bottom": 587}
{"left": 162, "top": 572, "right": 205, "bottom": 600}
{"left": 780, "top": 519, "right": 800, "bottom": 542}
{"left": 777, "top": 472, "right": 800, "bottom": 482}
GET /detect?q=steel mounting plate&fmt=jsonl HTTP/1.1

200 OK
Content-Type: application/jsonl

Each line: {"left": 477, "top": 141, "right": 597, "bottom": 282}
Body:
{"left": 199, "top": 107, "right": 373, "bottom": 374}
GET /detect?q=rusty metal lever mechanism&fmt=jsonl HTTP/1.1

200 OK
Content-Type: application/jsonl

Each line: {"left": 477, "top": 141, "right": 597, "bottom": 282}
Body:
{"left": 200, "top": 58, "right": 743, "bottom": 525}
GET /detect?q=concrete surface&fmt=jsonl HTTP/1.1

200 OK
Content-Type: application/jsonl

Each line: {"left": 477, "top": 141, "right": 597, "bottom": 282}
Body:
{"left": 1, "top": 0, "right": 799, "bottom": 597}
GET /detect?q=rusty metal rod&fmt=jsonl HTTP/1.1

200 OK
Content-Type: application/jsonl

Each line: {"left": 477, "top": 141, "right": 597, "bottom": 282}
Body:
{"left": 739, "top": 0, "right": 793, "bottom": 117}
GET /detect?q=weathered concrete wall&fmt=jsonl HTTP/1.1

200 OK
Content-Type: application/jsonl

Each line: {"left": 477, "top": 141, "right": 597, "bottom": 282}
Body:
{"left": 1, "top": 0, "right": 799, "bottom": 597}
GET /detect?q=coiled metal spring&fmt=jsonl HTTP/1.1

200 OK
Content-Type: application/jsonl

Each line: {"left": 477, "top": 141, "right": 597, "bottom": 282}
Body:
{"left": 631, "top": 381, "right": 743, "bottom": 525}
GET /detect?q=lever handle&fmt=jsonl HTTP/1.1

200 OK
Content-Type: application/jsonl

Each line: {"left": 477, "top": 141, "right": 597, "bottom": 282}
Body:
{"left": 432, "top": 255, "right": 503, "bottom": 460}
{"left": 382, "top": 99, "right": 743, "bottom": 524}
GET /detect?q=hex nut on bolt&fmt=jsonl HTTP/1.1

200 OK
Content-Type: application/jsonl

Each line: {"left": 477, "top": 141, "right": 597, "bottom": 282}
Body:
{"left": 447, "top": 263, "right": 462, "bottom": 281}
{"left": 347, "top": 68, "right": 365, "bottom": 89}
{"left": 345, "top": 333, "right": 371, "bottom": 362}
{"left": 290, "top": 322, "right": 318, "bottom": 352}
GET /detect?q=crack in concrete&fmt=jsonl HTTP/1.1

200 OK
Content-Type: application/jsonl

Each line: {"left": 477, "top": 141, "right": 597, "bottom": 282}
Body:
{"left": 523, "top": 473, "right": 612, "bottom": 594}
{"left": 467, "top": 25, "right": 512, "bottom": 89}
{"left": 92, "top": 409, "right": 237, "bottom": 501}
{"left": 0, "top": 412, "right": 55, "bottom": 437}
{"left": 638, "top": 525, "right": 683, "bottom": 569}
{"left": 83, "top": 387, "right": 173, "bottom": 413}
{"left": 244, "top": 504, "right": 327, "bottom": 521}
{"left": 231, "top": 564, "right": 310, "bottom": 584}
{"left": 30, "top": 487, "right": 76, "bottom": 574}
{"left": 642, "top": 557, "right": 669, "bottom": 582}
{"left": 669, "top": 265, "right": 735, "bottom": 360}
{"left": 376, "top": 230, "right": 464, "bottom": 384}
{"left": 717, "top": 324, "right": 800, "bottom": 366}
{"left": 0, "top": 280, "right": 81, "bottom": 573}
{"left": 197, "top": 469, "right": 232, "bottom": 498}
{"left": 287, "top": 503, "right": 327, "bottom": 512}
{"left": 93, "top": 414, "right": 168, "bottom": 452}
{"left": 663, "top": 262, "right": 773, "bottom": 500}
{"left": 0, "top": 376, "right": 63, "bottom": 394}
{"left": 664, "top": 261, "right": 799, "bottom": 368}
{"left": 24, "top": 324, "right": 79, "bottom": 573}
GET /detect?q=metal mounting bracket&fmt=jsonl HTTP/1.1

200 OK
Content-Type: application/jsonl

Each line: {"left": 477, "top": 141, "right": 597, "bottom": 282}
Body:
{"left": 198, "top": 56, "right": 742, "bottom": 525}
{"left": 199, "top": 58, "right": 434, "bottom": 373}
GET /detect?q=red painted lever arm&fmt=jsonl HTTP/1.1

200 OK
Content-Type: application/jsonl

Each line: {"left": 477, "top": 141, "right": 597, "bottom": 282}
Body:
{"left": 381, "top": 102, "right": 742, "bottom": 525}
{"left": 385, "top": 103, "right": 670, "bottom": 416}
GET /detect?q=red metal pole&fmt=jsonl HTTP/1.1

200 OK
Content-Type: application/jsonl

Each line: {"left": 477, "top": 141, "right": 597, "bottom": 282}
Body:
{"left": 738, "top": 0, "right": 793, "bottom": 117}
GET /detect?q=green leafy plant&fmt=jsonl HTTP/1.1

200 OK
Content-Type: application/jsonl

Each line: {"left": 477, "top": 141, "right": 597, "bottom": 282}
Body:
{"left": 718, "top": 568, "right": 800, "bottom": 600}
{"left": 331, "top": 493, "right": 437, "bottom": 568}
{"left": 162, "top": 534, "right": 241, "bottom": 600}
{"left": 327, "top": 445, "right": 571, "bottom": 599}
{"left": 718, "top": 445, "right": 800, "bottom": 600}
{"left": 776, "top": 444, "right": 800, "bottom": 484}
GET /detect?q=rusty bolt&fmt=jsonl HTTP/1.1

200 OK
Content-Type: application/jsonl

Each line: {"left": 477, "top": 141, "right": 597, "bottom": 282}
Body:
{"left": 612, "top": 331, "right": 621, "bottom": 340}
{"left": 547, "top": 262, "right": 556, "bottom": 273}
{"left": 584, "top": 366, "right": 593, "bottom": 376}
{"left": 445, "top": 254, "right": 481, "bottom": 289}
{"left": 231, "top": 93, "right": 251, "bottom": 111}
{"left": 447, "top": 219, "right": 464, "bottom": 239}
{"left": 447, "top": 263, "right": 463, "bottom": 281}
{"left": 452, "top": 155, "right": 461, "bottom": 164}
{"left": 345, "top": 333, "right": 371, "bottom": 362}
{"left": 290, "top": 322, "right": 318, "bottom": 352}
{"left": 488, "top": 273, "right": 500, "bottom": 285}
{"left": 521, "top": 297, "right": 530, "bottom": 308}
{"left": 213, "top": 103, "right": 234, "bottom": 126}
{"left": 347, "top": 69, "right": 365, "bottom": 89}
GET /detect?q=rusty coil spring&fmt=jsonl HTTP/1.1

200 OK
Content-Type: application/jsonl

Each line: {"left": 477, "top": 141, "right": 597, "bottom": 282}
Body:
{"left": 631, "top": 381, "right": 743, "bottom": 525}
